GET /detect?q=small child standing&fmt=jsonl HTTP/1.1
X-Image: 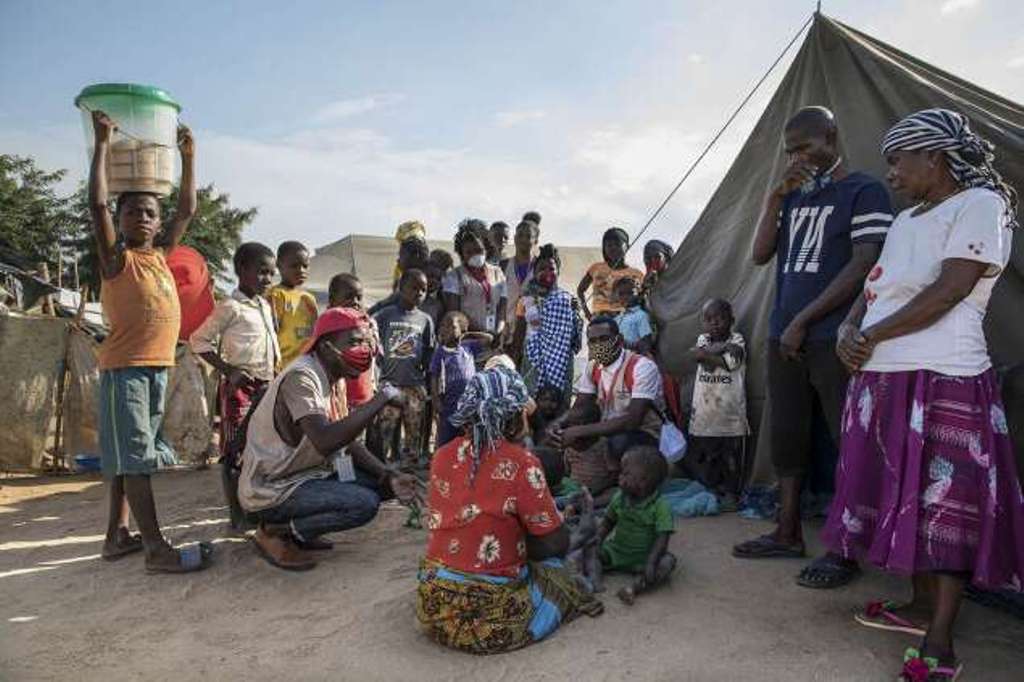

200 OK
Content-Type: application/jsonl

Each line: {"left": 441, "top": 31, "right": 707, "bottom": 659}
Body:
{"left": 613, "top": 277, "right": 655, "bottom": 355}
{"left": 267, "top": 241, "right": 318, "bottom": 369}
{"left": 577, "top": 227, "right": 644, "bottom": 320}
{"left": 594, "top": 446, "right": 677, "bottom": 604}
{"left": 429, "top": 311, "right": 491, "bottom": 447}
{"left": 190, "top": 242, "right": 280, "bottom": 530}
{"left": 373, "top": 268, "right": 435, "bottom": 467}
{"left": 688, "top": 298, "right": 749, "bottom": 509}
{"left": 329, "top": 273, "right": 379, "bottom": 410}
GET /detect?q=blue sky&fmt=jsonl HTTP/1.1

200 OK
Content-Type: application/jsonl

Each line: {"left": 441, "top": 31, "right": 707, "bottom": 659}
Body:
{"left": 2, "top": 0, "right": 1022, "bottom": 260}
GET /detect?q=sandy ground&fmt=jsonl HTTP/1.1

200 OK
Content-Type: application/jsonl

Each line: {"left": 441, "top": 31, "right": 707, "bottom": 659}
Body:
{"left": 1, "top": 470, "right": 1022, "bottom": 682}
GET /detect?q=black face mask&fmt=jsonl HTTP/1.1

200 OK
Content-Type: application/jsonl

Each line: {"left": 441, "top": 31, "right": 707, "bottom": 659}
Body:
{"left": 589, "top": 337, "right": 622, "bottom": 367}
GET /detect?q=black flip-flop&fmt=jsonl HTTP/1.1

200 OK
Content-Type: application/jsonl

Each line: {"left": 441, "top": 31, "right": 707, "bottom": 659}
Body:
{"left": 796, "top": 554, "right": 860, "bottom": 589}
{"left": 101, "top": 532, "right": 144, "bottom": 561}
{"left": 732, "top": 534, "right": 806, "bottom": 559}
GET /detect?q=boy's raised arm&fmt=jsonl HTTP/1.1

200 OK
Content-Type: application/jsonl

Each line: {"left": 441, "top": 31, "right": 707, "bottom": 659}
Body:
{"left": 162, "top": 125, "right": 197, "bottom": 251}
{"left": 88, "top": 111, "right": 122, "bottom": 278}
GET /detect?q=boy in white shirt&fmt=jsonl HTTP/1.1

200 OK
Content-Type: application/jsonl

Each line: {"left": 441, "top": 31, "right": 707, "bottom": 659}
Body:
{"left": 688, "top": 299, "right": 750, "bottom": 509}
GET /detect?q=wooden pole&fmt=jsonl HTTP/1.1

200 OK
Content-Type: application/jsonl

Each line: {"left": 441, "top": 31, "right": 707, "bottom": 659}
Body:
{"left": 38, "top": 262, "right": 54, "bottom": 315}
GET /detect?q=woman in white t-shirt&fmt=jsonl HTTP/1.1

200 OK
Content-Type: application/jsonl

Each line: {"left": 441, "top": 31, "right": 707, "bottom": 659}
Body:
{"left": 821, "top": 109, "right": 1024, "bottom": 681}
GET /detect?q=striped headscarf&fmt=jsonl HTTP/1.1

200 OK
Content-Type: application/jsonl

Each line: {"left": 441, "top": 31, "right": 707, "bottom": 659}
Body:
{"left": 449, "top": 365, "right": 531, "bottom": 478}
{"left": 881, "top": 108, "right": 1018, "bottom": 229}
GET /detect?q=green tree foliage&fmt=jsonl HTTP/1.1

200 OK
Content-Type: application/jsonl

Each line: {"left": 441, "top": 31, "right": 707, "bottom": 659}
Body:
{"left": 0, "top": 155, "right": 75, "bottom": 269}
{"left": 0, "top": 153, "right": 256, "bottom": 295}
{"left": 70, "top": 183, "right": 258, "bottom": 293}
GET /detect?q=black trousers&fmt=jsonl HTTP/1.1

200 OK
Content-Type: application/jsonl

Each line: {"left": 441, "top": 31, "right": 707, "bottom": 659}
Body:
{"left": 767, "top": 339, "right": 848, "bottom": 479}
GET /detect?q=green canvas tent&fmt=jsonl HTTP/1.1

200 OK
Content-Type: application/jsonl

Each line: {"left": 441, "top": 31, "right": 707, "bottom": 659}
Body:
{"left": 649, "top": 13, "right": 1024, "bottom": 485}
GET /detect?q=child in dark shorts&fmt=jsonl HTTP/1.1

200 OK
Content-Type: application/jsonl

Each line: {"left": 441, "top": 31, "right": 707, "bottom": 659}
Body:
{"left": 594, "top": 446, "right": 677, "bottom": 605}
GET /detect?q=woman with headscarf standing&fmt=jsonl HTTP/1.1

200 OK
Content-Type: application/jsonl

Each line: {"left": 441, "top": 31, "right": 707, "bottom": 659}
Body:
{"left": 416, "top": 366, "right": 602, "bottom": 654}
{"left": 442, "top": 218, "right": 508, "bottom": 339}
{"left": 821, "top": 109, "right": 1024, "bottom": 681}
{"left": 511, "top": 243, "right": 583, "bottom": 397}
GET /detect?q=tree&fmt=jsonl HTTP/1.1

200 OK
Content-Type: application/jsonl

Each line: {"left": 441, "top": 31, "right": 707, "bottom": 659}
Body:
{"left": 2, "top": 154, "right": 257, "bottom": 296}
{"left": 0, "top": 155, "right": 75, "bottom": 270}
{"left": 69, "top": 182, "right": 257, "bottom": 295}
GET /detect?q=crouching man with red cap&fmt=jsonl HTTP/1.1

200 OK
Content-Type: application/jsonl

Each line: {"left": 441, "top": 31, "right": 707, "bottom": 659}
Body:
{"left": 239, "top": 308, "right": 421, "bottom": 571}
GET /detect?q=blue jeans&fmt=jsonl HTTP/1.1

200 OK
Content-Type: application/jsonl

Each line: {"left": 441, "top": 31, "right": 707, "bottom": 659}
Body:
{"left": 255, "top": 469, "right": 383, "bottom": 541}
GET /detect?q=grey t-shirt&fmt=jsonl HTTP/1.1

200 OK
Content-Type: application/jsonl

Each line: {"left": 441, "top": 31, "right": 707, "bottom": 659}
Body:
{"left": 373, "top": 304, "right": 435, "bottom": 387}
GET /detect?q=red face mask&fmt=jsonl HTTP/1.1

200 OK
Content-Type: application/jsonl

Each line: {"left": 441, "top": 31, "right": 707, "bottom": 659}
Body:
{"left": 536, "top": 271, "right": 557, "bottom": 288}
{"left": 340, "top": 345, "right": 372, "bottom": 373}
{"left": 646, "top": 256, "right": 666, "bottom": 274}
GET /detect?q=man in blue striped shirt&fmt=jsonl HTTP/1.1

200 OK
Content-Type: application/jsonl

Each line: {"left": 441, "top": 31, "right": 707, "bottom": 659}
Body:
{"left": 734, "top": 107, "right": 892, "bottom": 590}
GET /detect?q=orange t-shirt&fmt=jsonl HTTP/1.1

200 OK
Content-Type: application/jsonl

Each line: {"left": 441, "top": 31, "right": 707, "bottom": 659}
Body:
{"left": 587, "top": 262, "right": 645, "bottom": 315}
{"left": 99, "top": 248, "right": 181, "bottom": 370}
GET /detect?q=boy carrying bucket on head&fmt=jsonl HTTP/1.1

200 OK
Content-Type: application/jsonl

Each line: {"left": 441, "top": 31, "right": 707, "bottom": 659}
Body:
{"left": 190, "top": 242, "right": 281, "bottom": 531}
{"left": 89, "top": 110, "right": 212, "bottom": 573}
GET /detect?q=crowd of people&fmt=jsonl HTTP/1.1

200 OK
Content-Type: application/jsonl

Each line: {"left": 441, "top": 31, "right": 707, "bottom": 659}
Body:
{"left": 85, "top": 102, "right": 1024, "bottom": 679}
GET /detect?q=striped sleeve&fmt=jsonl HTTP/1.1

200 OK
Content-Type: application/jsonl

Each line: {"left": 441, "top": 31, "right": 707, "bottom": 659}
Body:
{"left": 849, "top": 182, "right": 894, "bottom": 242}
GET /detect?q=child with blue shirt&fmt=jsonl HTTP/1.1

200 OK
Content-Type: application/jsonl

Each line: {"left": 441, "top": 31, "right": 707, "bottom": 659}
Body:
{"left": 429, "top": 311, "right": 492, "bottom": 446}
{"left": 613, "top": 277, "right": 655, "bottom": 355}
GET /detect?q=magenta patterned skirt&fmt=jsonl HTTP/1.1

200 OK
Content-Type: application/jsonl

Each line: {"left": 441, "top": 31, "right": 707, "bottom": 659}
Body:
{"left": 821, "top": 369, "right": 1024, "bottom": 590}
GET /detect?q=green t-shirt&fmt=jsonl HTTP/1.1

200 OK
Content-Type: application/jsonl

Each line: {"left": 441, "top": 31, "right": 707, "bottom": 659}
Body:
{"left": 554, "top": 476, "right": 583, "bottom": 497}
{"left": 600, "top": 490, "right": 674, "bottom": 571}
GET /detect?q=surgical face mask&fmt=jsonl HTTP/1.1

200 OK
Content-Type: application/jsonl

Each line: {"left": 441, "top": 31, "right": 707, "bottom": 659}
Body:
{"left": 588, "top": 337, "right": 622, "bottom": 367}
{"left": 339, "top": 344, "right": 372, "bottom": 373}
{"left": 467, "top": 254, "right": 486, "bottom": 269}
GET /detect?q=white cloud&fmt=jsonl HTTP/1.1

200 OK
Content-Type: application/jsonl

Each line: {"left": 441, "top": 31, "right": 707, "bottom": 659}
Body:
{"left": 687, "top": 53, "right": 704, "bottom": 64}
{"left": 1009, "top": 55, "right": 1024, "bottom": 68}
{"left": 310, "top": 93, "right": 405, "bottom": 124}
{"left": 940, "top": 0, "right": 980, "bottom": 15}
{"left": 494, "top": 109, "right": 546, "bottom": 127}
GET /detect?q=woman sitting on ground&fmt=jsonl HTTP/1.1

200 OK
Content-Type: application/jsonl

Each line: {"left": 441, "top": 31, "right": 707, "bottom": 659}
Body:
{"left": 416, "top": 365, "right": 602, "bottom": 654}
{"left": 822, "top": 109, "right": 1024, "bottom": 681}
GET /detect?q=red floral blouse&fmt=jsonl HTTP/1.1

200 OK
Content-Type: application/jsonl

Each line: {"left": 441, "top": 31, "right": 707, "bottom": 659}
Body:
{"left": 424, "top": 437, "right": 561, "bottom": 577}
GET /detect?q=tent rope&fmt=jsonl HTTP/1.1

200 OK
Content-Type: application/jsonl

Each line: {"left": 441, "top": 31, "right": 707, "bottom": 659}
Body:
{"left": 626, "top": 12, "right": 815, "bottom": 256}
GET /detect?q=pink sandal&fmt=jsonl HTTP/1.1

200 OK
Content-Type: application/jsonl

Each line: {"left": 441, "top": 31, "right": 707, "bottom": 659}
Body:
{"left": 899, "top": 647, "right": 963, "bottom": 681}
{"left": 855, "top": 600, "right": 927, "bottom": 637}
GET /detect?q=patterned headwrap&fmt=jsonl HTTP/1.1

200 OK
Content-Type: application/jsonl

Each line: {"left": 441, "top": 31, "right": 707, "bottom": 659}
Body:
{"left": 395, "top": 220, "right": 426, "bottom": 244}
{"left": 526, "top": 288, "right": 582, "bottom": 394}
{"left": 881, "top": 108, "right": 1018, "bottom": 229}
{"left": 449, "top": 366, "right": 531, "bottom": 478}
{"left": 643, "top": 239, "right": 674, "bottom": 261}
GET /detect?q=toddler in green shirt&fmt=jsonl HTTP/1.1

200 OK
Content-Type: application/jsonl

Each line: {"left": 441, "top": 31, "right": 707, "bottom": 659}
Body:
{"left": 596, "top": 446, "right": 677, "bottom": 605}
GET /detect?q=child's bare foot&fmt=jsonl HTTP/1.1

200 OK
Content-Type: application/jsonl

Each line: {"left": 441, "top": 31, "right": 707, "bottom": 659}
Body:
{"left": 617, "top": 586, "right": 636, "bottom": 605}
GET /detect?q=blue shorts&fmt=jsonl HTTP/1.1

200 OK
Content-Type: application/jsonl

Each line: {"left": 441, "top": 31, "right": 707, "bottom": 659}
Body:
{"left": 99, "top": 367, "right": 171, "bottom": 477}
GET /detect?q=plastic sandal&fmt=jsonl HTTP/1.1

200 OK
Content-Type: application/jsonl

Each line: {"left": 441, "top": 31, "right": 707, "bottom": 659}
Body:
{"left": 146, "top": 542, "right": 214, "bottom": 574}
{"left": 899, "top": 647, "right": 963, "bottom": 681}
{"left": 795, "top": 555, "right": 860, "bottom": 589}
{"left": 732, "top": 534, "right": 806, "bottom": 559}
{"left": 854, "top": 600, "right": 927, "bottom": 637}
